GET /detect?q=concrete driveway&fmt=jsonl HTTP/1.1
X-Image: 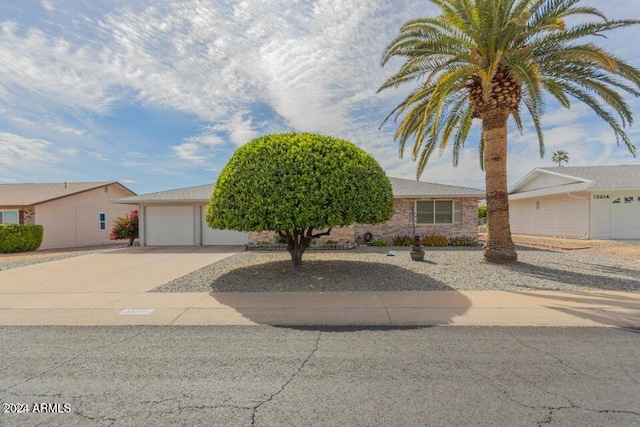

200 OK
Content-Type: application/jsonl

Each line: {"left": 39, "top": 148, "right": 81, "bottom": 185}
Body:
{"left": 0, "top": 246, "right": 240, "bottom": 294}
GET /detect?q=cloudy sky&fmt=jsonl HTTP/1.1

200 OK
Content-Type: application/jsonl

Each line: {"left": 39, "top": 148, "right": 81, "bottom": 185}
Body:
{"left": 1, "top": 0, "right": 639, "bottom": 194}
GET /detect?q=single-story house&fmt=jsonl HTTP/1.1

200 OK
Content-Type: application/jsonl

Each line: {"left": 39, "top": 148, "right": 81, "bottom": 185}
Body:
{"left": 0, "top": 182, "right": 136, "bottom": 249}
{"left": 508, "top": 165, "right": 640, "bottom": 239}
{"left": 114, "top": 178, "right": 484, "bottom": 246}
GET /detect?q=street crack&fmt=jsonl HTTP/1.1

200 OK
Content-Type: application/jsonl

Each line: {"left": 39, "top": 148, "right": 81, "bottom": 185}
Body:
{"left": 250, "top": 331, "right": 321, "bottom": 425}
{"left": 0, "top": 329, "right": 149, "bottom": 394}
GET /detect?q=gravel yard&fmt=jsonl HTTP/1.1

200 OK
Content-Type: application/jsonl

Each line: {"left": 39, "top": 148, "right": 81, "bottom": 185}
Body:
{"left": 0, "top": 244, "right": 127, "bottom": 270}
{"left": 152, "top": 245, "right": 640, "bottom": 293}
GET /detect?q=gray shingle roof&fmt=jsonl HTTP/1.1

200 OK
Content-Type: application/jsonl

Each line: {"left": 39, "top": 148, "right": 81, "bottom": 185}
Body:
{"left": 114, "top": 177, "right": 484, "bottom": 204}
{"left": 114, "top": 184, "right": 215, "bottom": 203}
{"left": 388, "top": 177, "right": 484, "bottom": 198}
{"left": 538, "top": 165, "right": 640, "bottom": 189}
{"left": 0, "top": 182, "right": 132, "bottom": 206}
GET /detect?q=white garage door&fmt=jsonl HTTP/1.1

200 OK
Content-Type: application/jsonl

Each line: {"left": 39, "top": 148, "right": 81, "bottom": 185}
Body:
{"left": 146, "top": 206, "right": 195, "bottom": 245}
{"left": 201, "top": 206, "right": 248, "bottom": 245}
{"left": 611, "top": 195, "right": 640, "bottom": 239}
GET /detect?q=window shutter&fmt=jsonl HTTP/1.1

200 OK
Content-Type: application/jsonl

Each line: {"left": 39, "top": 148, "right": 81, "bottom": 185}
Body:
{"left": 19, "top": 210, "right": 24, "bottom": 225}
{"left": 453, "top": 200, "right": 462, "bottom": 224}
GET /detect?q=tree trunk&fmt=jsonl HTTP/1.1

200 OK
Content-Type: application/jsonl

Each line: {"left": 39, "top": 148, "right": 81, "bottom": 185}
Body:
{"left": 285, "top": 229, "right": 311, "bottom": 269}
{"left": 482, "top": 111, "right": 517, "bottom": 263}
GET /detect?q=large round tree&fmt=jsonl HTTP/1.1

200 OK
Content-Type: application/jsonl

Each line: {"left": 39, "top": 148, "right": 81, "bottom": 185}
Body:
{"left": 378, "top": 0, "right": 640, "bottom": 263}
{"left": 206, "top": 133, "right": 394, "bottom": 269}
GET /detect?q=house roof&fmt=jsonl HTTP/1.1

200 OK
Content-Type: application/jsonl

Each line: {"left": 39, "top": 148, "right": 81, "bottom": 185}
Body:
{"left": 387, "top": 177, "right": 484, "bottom": 198}
{"left": 114, "top": 177, "right": 484, "bottom": 204}
{"left": 114, "top": 184, "right": 215, "bottom": 203}
{"left": 510, "top": 165, "right": 640, "bottom": 197}
{"left": 0, "top": 182, "right": 135, "bottom": 207}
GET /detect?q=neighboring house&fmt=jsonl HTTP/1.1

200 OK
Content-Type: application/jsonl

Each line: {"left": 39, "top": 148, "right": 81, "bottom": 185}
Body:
{"left": 508, "top": 165, "right": 640, "bottom": 239}
{"left": 114, "top": 178, "right": 484, "bottom": 246}
{"left": 0, "top": 182, "right": 136, "bottom": 250}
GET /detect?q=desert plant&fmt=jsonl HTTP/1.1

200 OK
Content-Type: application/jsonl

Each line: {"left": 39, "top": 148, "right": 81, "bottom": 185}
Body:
{"left": 448, "top": 236, "right": 479, "bottom": 247}
{"left": 392, "top": 235, "right": 413, "bottom": 246}
{"left": 207, "top": 133, "right": 394, "bottom": 269}
{"left": 379, "top": 0, "right": 640, "bottom": 263}
{"left": 421, "top": 233, "right": 448, "bottom": 247}
{"left": 369, "top": 238, "right": 389, "bottom": 247}
{"left": 109, "top": 210, "right": 139, "bottom": 246}
{"left": 0, "top": 224, "right": 44, "bottom": 253}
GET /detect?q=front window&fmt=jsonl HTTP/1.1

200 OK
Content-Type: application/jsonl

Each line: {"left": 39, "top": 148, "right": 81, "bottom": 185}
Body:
{"left": 99, "top": 213, "right": 106, "bottom": 230}
{"left": 416, "top": 200, "right": 461, "bottom": 224}
{"left": 0, "top": 210, "right": 19, "bottom": 224}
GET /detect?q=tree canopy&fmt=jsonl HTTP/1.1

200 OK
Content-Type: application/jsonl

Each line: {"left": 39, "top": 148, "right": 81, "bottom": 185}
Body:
{"left": 207, "top": 133, "right": 394, "bottom": 268}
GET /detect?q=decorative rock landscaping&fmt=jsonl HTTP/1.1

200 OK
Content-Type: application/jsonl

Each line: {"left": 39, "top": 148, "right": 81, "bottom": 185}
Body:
{"left": 151, "top": 245, "right": 640, "bottom": 293}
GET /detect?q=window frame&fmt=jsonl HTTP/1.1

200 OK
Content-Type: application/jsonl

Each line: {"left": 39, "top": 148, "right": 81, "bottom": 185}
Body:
{"left": 99, "top": 212, "right": 106, "bottom": 231}
{"left": 415, "top": 200, "right": 461, "bottom": 225}
{"left": 0, "top": 210, "right": 19, "bottom": 224}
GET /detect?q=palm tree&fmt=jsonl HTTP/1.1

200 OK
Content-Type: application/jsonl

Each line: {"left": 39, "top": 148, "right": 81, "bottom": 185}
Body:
{"left": 378, "top": 0, "right": 640, "bottom": 263}
{"left": 552, "top": 150, "right": 569, "bottom": 166}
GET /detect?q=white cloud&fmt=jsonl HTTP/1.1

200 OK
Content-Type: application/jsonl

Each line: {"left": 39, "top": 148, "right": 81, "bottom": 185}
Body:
{"left": 41, "top": 0, "right": 54, "bottom": 11}
{"left": 88, "top": 151, "right": 109, "bottom": 161}
{"left": 172, "top": 142, "right": 208, "bottom": 163}
{"left": 60, "top": 147, "right": 79, "bottom": 156}
{"left": 0, "top": 131, "right": 57, "bottom": 168}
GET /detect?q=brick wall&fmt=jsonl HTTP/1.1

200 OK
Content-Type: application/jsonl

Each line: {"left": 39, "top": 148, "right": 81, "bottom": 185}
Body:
{"left": 248, "top": 197, "right": 478, "bottom": 244}
{"left": 354, "top": 198, "right": 478, "bottom": 241}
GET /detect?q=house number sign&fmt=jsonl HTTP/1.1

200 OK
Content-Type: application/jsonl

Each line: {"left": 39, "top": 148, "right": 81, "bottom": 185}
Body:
{"left": 593, "top": 195, "right": 610, "bottom": 199}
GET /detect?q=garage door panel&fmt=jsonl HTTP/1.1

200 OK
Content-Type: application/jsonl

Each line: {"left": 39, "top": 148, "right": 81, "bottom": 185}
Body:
{"left": 201, "top": 206, "right": 248, "bottom": 245}
{"left": 146, "top": 206, "right": 195, "bottom": 245}
{"left": 611, "top": 194, "right": 640, "bottom": 239}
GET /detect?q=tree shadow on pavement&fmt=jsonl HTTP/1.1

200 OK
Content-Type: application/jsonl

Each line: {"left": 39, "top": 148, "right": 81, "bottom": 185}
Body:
{"left": 504, "top": 290, "right": 640, "bottom": 328}
{"left": 501, "top": 261, "right": 640, "bottom": 291}
{"left": 206, "top": 260, "right": 471, "bottom": 330}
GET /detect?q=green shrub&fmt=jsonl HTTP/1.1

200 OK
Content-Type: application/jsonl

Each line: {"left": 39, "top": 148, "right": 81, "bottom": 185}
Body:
{"left": 0, "top": 224, "right": 44, "bottom": 253}
{"left": 448, "top": 236, "right": 479, "bottom": 246}
{"left": 392, "top": 235, "right": 413, "bottom": 246}
{"left": 421, "top": 233, "right": 448, "bottom": 247}
{"left": 369, "top": 238, "right": 389, "bottom": 247}
{"left": 207, "top": 133, "right": 393, "bottom": 269}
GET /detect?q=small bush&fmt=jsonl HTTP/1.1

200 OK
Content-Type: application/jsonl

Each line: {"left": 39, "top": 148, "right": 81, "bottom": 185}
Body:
{"left": 109, "top": 210, "right": 139, "bottom": 246}
{"left": 392, "top": 235, "right": 413, "bottom": 246}
{"left": 369, "top": 238, "right": 389, "bottom": 247}
{"left": 0, "top": 224, "right": 44, "bottom": 253}
{"left": 448, "top": 236, "right": 479, "bottom": 246}
{"left": 421, "top": 233, "right": 448, "bottom": 247}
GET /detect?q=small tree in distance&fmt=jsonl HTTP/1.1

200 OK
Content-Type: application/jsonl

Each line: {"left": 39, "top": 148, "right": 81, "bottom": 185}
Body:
{"left": 207, "top": 133, "right": 394, "bottom": 269}
{"left": 552, "top": 150, "right": 569, "bottom": 167}
{"left": 109, "top": 210, "right": 139, "bottom": 246}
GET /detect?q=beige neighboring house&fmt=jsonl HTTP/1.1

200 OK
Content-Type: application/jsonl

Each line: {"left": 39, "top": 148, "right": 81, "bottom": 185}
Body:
{"left": 0, "top": 182, "right": 136, "bottom": 250}
{"left": 509, "top": 165, "right": 640, "bottom": 239}
{"left": 114, "top": 178, "right": 484, "bottom": 246}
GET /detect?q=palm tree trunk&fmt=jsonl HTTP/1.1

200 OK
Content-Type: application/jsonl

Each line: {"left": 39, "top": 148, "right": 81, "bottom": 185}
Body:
{"left": 482, "top": 111, "right": 517, "bottom": 263}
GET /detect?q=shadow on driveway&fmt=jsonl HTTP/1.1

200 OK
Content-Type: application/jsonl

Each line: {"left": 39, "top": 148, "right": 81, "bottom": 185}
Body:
{"left": 207, "top": 260, "right": 471, "bottom": 329}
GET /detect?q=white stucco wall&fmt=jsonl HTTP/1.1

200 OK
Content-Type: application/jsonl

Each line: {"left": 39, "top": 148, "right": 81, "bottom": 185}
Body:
{"left": 36, "top": 184, "right": 136, "bottom": 250}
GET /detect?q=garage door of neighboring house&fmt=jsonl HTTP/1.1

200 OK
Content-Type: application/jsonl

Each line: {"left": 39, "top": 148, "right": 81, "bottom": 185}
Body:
{"left": 201, "top": 206, "right": 248, "bottom": 245}
{"left": 146, "top": 206, "right": 195, "bottom": 245}
{"left": 611, "top": 194, "right": 640, "bottom": 239}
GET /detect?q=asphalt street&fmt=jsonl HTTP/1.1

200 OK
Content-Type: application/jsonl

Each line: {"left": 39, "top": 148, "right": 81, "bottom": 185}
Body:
{"left": 1, "top": 326, "right": 639, "bottom": 426}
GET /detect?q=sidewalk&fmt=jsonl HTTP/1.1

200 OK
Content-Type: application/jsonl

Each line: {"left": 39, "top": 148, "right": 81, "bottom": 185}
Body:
{"left": 1, "top": 290, "right": 638, "bottom": 327}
